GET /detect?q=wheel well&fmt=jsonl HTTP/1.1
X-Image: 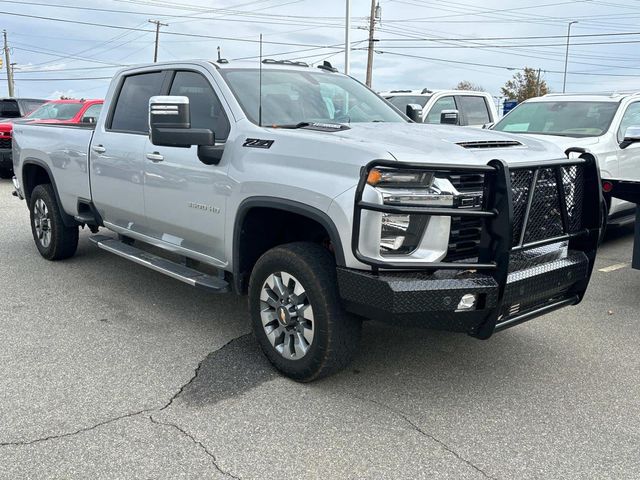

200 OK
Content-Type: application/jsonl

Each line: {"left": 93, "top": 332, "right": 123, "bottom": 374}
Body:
{"left": 235, "top": 207, "right": 337, "bottom": 293}
{"left": 22, "top": 163, "right": 51, "bottom": 203}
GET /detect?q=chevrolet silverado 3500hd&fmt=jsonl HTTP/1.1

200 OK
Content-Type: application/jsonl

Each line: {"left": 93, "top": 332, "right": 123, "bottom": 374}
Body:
{"left": 12, "top": 60, "right": 602, "bottom": 381}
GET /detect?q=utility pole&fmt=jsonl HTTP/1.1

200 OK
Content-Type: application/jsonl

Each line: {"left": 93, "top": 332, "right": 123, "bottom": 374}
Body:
{"left": 365, "top": 0, "right": 379, "bottom": 87}
{"left": 148, "top": 19, "right": 168, "bottom": 63}
{"left": 344, "top": 0, "right": 351, "bottom": 76}
{"left": 3, "top": 30, "right": 15, "bottom": 97}
{"left": 562, "top": 21, "right": 578, "bottom": 93}
{"left": 536, "top": 68, "right": 541, "bottom": 96}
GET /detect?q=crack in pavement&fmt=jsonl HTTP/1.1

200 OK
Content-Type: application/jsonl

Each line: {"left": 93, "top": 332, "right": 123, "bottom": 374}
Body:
{"left": 158, "top": 334, "right": 250, "bottom": 412}
{"left": 0, "top": 333, "right": 250, "bottom": 449}
{"left": 352, "top": 395, "right": 499, "bottom": 480}
{"left": 149, "top": 415, "right": 241, "bottom": 480}
{"left": 0, "top": 334, "right": 250, "bottom": 479}
{"left": 0, "top": 409, "right": 153, "bottom": 447}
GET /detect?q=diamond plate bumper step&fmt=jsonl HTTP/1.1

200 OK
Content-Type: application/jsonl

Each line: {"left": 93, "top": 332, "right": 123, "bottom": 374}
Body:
{"left": 89, "top": 235, "right": 229, "bottom": 292}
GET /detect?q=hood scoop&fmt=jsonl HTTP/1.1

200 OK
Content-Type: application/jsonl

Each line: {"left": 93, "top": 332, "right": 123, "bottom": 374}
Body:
{"left": 456, "top": 140, "right": 523, "bottom": 149}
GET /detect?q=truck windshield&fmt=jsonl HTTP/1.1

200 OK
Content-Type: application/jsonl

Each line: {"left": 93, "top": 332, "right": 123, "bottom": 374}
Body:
{"left": 385, "top": 95, "right": 430, "bottom": 110}
{"left": 493, "top": 101, "right": 619, "bottom": 137}
{"left": 27, "top": 102, "right": 84, "bottom": 121}
{"left": 219, "top": 68, "right": 407, "bottom": 126}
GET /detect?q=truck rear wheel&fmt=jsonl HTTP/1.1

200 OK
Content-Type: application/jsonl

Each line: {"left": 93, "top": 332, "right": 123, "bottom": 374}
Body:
{"left": 29, "top": 184, "right": 79, "bottom": 260}
{"left": 249, "top": 242, "right": 361, "bottom": 382}
{"left": 0, "top": 167, "right": 12, "bottom": 179}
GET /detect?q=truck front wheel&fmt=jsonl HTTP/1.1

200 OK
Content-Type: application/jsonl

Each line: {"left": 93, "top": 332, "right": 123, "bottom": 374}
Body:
{"left": 249, "top": 242, "right": 362, "bottom": 382}
{"left": 29, "top": 184, "right": 79, "bottom": 260}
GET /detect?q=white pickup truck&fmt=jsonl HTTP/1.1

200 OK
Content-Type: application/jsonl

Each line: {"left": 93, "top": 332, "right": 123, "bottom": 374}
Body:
{"left": 12, "top": 60, "right": 602, "bottom": 381}
{"left": 493, "top": 92, "right": 640, "bottom": 224}
{"left": 381, "top": 89, "right": 498, "bottom": 127}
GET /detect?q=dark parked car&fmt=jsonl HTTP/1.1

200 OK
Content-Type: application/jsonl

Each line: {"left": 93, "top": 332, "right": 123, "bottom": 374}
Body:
{"left": 0, "top": 98, "right": 46, "bottom": 178}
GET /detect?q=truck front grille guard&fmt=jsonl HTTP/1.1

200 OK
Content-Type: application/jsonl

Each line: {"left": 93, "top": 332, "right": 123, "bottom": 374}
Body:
{"left": 351, "top": 156, "right": 602, "bottom": 336}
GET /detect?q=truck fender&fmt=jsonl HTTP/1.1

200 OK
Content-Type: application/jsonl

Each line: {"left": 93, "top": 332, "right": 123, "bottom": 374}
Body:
{"left": 232, "top": 197, "right": 345, "bottom": 292}
{"left": 22, "top": 159, "right": 77, "bottom": 228}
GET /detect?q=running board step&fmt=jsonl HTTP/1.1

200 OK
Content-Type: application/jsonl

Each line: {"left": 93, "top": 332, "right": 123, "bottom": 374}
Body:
{"left": 89, "top": 235, "right": 229, "bottom": 293}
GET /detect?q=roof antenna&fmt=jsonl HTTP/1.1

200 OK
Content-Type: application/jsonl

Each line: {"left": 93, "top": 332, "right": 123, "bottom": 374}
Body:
{"left": 258, "top": 34, "right": 263, "bottom": 127}
{"left": 217, "top": 46, "right": 221, "bottom": 61}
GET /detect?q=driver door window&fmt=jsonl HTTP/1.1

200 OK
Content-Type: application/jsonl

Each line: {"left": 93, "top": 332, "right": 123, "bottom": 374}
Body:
{"left": 617, "top": 102, "right": 640, "bottom": 143}
{"left": 425, "top": 96, "right": 456, "bottom": 124}
{"left": 169, "top": 71, "right": 230, "bottom": 142}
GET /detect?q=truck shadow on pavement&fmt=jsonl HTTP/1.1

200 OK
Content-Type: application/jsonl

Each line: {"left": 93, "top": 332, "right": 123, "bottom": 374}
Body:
{"left": 69, "top": 232, "right": 593, "bottom": 404}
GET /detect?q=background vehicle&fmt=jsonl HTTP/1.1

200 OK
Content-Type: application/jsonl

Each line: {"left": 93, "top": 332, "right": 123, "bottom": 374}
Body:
{"left": 492, "top": 92, "right": 640, "bottom": 224}
{"left": 12, "top": 60, "right": 601, "bottom": 381}
{"left": 0, "top": 99, "right": 102, "bottom": 179}
{"left": 0, "top": 97, "right": 46, "bottom": 178}
{"left": 381, "top": 89, "right": 498, "bottom": 127}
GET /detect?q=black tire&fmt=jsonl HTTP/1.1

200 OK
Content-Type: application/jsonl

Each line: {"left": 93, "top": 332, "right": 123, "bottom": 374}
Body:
{"left": 0, "top": 167, "right": 12, "bottom": 179}
{"left": 29, "top": 184, "right": 79, "bottom": 260}
{"left": 249, "top": 242, "right": 362, "bottom": 382}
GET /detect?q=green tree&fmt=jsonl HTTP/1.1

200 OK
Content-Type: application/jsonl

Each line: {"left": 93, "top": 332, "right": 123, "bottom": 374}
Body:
{"left": 454, "top": 80, "right": 484, "bottom": 91}
{"left": 501, "top": 67, "right": 549, "bottom": 102}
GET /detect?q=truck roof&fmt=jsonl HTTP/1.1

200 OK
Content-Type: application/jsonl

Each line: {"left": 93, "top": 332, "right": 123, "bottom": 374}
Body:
{"left": 117, "top": 59, "right": 341, "bottom": 75}
{"left": 379, "top": 89, "right": 492, "bottom": 97}
{"left": 41, "top": 99, "right": 103, "bottom": 104}
{"left": 536, "top": 92, "right": 640, "bottom": 103}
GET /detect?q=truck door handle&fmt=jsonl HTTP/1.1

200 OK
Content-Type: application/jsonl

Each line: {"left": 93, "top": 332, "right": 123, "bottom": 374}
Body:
{"left": 91, "top": 144, "right": 106, "bottom": 154}
{"left": 146, "top": 152, "right": 164, "bottom": 162}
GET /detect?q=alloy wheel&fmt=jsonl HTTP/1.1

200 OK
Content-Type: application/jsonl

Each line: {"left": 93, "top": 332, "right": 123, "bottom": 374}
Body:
{"left": 260, "top": 271, "right": 315, "bottom": 360}
{"left": 33, "top": 198, "right": 52, "bottom": 249}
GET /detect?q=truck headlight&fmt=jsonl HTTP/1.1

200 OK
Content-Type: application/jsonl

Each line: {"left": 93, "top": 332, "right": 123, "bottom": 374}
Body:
{"left": 380, "top": 213, "right": 429, "bottom": 254}
{"left": 366, "top": 168, "right": 464, "bottom": 255}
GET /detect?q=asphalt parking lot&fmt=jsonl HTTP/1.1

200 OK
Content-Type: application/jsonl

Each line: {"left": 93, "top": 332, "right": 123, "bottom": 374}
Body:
{"left": 1, "top": 178, "right": 639, "bottom": 480}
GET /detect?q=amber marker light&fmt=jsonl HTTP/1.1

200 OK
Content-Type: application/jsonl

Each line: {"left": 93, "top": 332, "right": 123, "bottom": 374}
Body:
{"left": 367, "top": 169, "right": 382, "bottom": 186}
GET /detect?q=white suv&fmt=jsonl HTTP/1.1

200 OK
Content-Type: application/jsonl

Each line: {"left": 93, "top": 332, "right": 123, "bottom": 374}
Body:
{"left": 492, "top": 92, "right": 640, "bottom": 223}
{"left": 381, "top": 89, "right": 497, "bottom": 127}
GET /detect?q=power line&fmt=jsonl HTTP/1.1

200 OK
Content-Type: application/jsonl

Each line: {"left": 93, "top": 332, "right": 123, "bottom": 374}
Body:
{"left": 0, "top": 76, "right": 112, "bottom": 81}
{"left": 0, "top": 11, "right": 351, "bottom": 49}
{"left": 376, "top": 50, "right": 640, "bottom": 77}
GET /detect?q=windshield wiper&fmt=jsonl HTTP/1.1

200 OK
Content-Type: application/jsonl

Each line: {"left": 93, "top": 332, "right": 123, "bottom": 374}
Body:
{"left": 271, "top": 122, "right": 311, "bottom": 129}
{"left": 270, "top": 122, "right": 350, "bottom": 132}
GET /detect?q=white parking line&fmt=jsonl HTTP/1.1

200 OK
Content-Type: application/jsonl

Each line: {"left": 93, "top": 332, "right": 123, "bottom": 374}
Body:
{"left": 598, "top": 263, "right": 628, "bottom": 273}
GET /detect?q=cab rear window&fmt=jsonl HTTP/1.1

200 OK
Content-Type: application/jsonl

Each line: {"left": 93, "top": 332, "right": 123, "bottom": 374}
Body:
{"left": 0, "top": 100, "right": 20, "bottom": 118}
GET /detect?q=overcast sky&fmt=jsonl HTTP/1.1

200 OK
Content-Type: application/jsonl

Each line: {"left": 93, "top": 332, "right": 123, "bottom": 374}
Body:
{"left": 1, "top": 0, "right": 639, "bottom": 99}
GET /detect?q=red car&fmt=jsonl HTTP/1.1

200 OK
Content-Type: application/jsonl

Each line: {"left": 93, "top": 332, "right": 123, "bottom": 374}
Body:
{"left": 0, "top": 99, "right": 103, "bottom": 178}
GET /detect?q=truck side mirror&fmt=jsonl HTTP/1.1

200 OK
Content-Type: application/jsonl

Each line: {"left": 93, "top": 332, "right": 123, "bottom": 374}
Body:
{"left": 440, "top": 109, "right": 459, "bottom": 125}
{"left": 149, "top": 96, "right": 215, "bottom": 148}
{"left": 405, "top": 104, "right": 423, "bottom": 123}
{"left": 82, "top": 116, "right": 96, "bottom": 124}
{"left": 620, "top": 125, "right": 640, "bottom": 149}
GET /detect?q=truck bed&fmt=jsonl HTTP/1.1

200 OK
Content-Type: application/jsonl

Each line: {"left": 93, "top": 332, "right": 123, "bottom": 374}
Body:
{"left": 13, "top": 122, "right": 94, "bottom": 216}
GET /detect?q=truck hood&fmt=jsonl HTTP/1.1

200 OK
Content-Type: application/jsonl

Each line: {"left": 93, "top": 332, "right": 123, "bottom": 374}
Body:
{"left": 266, "top": 123, "right": 567, "bottom": 167}
{"left": 512, "top": 133, "right": 601, "bottom": 151}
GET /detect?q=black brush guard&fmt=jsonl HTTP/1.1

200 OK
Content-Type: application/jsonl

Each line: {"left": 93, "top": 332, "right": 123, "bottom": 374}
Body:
{"left": 341, "top": 154, "right": 602, "bottom": 338}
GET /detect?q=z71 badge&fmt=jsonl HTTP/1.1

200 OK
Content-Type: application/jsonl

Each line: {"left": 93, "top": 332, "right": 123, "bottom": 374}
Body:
{"left": 243, "top": 138, "right": 274, "bottom": 149}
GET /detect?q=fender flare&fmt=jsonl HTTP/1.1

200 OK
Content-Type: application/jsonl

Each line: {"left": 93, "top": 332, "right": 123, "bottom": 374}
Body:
{"left": 233, "top": 197, "right": 346, "bottom": 291}
{"left": 22, "top": 159, "right": 77, "bottom": 228}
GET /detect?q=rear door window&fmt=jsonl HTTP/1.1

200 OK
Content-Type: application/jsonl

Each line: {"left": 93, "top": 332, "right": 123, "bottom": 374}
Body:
{"left": 110, "top": 71, "right": 166, "bottom": 134}
{"left": 458, "top": 95, "right": 491, "bottom": 125}
{"left": 425, "top": 96, "right": 456, "bottom": 124}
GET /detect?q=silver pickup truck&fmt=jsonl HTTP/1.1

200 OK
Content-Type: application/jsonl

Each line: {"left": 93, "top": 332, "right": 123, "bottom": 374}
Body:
{"left": 12, "top": 60, "right": 602, "bottom": 381}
